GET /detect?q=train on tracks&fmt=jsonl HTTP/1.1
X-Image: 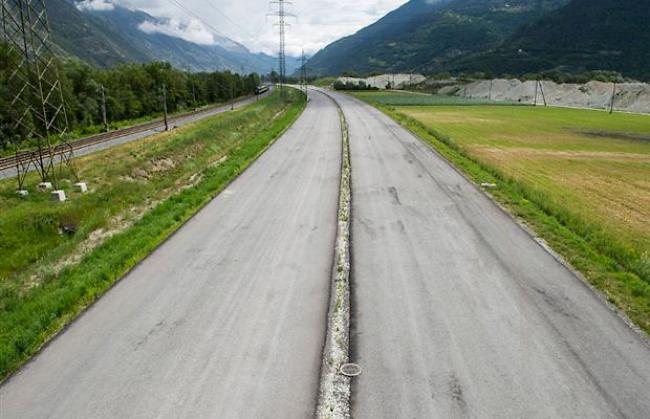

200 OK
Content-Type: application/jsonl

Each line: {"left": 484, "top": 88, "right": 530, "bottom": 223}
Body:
{"left": 254, "top": 85, "right": 270, "bottom": 95}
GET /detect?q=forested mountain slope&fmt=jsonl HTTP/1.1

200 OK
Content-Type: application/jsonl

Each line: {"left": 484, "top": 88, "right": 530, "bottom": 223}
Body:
{"left": 47, "top": 0, "right": 294, "bottom": 73}
{"left": 307, "top": 0, "right": 568, "bottom": 75}
{"left": 451, "top": 0, "right": 650, "bottom": 80}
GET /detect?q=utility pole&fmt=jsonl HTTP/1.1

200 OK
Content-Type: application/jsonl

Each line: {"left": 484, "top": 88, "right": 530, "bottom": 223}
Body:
{"left": 100, "top": 85, "right": 108, "bottom": 133}
{"left": 533, "top": 80, "right": 547, "bottom": 106}
{"left": 269, "top": 0, "right": 293, "bottom": 98}
{"left": 184, "top": 65, "right": 196, "bottom": 107}
{"left": 300, "top": 49, "right": 307, "bottom": 93}
{"left": 162, "top": 82, "right": 169, "bottom": 131}
{"left": 189, "top": 73, "right": 196, "bottom": 107}
{"left": 488, "top": 79, "right": 493, "bottom": 101}
{"left": 609, "top": 82, "right": 617, "bottom": 114}
{"left": 230, "top": 83, "right": 235, "bottom": 110}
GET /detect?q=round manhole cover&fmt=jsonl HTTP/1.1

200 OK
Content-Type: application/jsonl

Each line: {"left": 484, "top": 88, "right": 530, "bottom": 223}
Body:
{"left": 340, "top": 363, "right": 362, "bottom": 377}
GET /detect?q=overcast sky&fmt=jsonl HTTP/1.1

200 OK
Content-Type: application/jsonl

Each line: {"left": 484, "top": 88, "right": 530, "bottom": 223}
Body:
{"left": 77, "top": 0, "right": 409, "bottom": 57}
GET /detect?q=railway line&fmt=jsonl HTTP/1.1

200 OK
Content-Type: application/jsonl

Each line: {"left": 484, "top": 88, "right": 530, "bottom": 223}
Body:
{"left": 0, "top": 92, "right": 267, "bottom": 174}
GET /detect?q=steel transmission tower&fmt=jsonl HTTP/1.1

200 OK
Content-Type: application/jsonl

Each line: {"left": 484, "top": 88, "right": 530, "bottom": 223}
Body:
{"left": 1, "top": 0, "right": 75, "bottom": 188}
{"left": 269, "top": 0, "right": 293, "bottom": 96}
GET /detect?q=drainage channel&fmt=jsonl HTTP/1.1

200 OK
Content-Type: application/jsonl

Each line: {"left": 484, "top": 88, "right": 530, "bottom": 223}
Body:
{"left": 315, "top": 89, "right": 355, "bottom": 419}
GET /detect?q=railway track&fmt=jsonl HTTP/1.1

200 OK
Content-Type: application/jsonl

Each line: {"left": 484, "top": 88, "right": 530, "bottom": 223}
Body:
{"left": 0, "top": 99, "right": 250, "bottom": 173}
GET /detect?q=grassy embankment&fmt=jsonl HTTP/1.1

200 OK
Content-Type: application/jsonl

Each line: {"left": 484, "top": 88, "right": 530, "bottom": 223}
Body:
{"left": 352, "top": 90, "right": 650, "bottom": 335}
{"left": 0, "top": 97, "right": 249, "bottom": 159}
{"left": 0, "top": 88, "right": 306, "bottom": 379}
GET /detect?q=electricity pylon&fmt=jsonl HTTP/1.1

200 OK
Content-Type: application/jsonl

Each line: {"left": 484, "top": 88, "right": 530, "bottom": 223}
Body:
{"left": 269, "top": 0, "right": 293, "bottom": 97}
{"left": 1, "top": 0, "right": 76, "bottom": 189}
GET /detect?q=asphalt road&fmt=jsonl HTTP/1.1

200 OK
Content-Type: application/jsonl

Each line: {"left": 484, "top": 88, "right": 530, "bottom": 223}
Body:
{"left": 0, "top": 91, "right": 271, "bottom": 180}
{"left": 325, "top": 91, "right": 650, "bottom": 418}
{"left": 0, "top": 89, "right": 341, "bottom": 418}
{"left": 2, "top": 87, "right": 649, "bottom": 419}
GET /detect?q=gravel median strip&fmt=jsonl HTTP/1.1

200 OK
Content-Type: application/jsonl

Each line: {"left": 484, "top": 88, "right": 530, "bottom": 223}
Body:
{"left": 316, "top": 90, "right": 353, "bottom": 419}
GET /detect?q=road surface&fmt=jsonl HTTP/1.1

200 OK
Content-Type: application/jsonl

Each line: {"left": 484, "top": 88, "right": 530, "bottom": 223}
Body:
{"left": 0, "top": 90, "right": 271, "bottom": 180}
{"left": 2, "top": 87, "right": 650, "bottom": 419}
{"left": 324, "top": 90, "right": 650, "bottom": 418}
{"left": 0, "top": 89, "right": 341, "bottom": 418}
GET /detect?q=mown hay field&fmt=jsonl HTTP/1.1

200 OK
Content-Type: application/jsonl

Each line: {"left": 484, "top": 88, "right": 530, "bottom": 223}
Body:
{"left": 352, "top": 90, "right": 516, "bottom": 106}
{"left": 398, "top": 105, "right": 650, "bottom": 258}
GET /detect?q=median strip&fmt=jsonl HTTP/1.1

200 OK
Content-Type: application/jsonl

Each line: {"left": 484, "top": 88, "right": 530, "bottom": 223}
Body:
{"left": 316, "top": 90, "right": 353, "bottom": 419}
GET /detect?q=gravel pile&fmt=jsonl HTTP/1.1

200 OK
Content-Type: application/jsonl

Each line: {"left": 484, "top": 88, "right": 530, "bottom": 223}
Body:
{"left": 338, "top": 74, "right": 426, "bottom": 89}
{"left": 438, "top": 79, "right": 650, "bottom": 113}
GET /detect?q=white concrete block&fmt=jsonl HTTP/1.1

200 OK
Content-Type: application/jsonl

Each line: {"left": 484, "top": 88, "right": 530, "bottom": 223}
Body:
{"left": 74, "top": 182, "right": 88, "bottom": 193}
{"left": 38, "top": 182, "right": 53, "bottom": 191}
{"left": 51, "top": 190, "right": 67, "bottom": 202}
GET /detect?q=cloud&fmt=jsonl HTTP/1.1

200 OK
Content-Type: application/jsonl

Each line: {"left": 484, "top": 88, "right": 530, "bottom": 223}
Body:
{"left": 138, "top": 18, "right": 217, "bottom": 46}
{"left": 79, "top": 0, "right": 410, "bottom": 56}
{"left": 76, "top": 0, "right": 115, "bottom": 11}
{"left": 227, "top": 0, "right": 409, "bottom": 56}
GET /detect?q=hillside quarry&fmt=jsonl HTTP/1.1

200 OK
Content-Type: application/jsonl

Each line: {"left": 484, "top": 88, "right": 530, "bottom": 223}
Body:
{"left": 439, "top": 79, "right": 650, "bottom": 114}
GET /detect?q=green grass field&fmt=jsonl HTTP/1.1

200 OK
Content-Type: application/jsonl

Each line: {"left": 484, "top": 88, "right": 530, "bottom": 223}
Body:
{"left": 311, "top": 77, "right": 337, "bottom": 88}
{"left": 400, "top": 105, "right": 650, "bottom": 256}
{"left": 0, "top": 98, "right": 246, "bottom": 158}
{"left": 353, "top": 95, "right": 650, "bottom": 335}
{"left": 0, "top": 88, "right": 306, "bottom": 379}
{"left": 352, "top": 90, "right": 516, "bottom": 106}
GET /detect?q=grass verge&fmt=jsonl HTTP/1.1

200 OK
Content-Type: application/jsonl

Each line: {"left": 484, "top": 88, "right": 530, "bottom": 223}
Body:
{"left": 358, "top": 100, "right": 650, "bottom": 336}
{"left": 0, "top": 89, "right": 306, "bottom": 380}
{"left": 351, "top": 90, "right": 519, "bottom": 106}
{"left": 0, "top": 97, "right": 249, "bottom": 158}
{"left": 311, "top": 77, "right": 338, "bottom": 88}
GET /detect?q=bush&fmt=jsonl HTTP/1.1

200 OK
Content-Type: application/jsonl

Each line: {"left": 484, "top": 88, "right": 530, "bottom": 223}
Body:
{"left": 333, "top": 80, "right": 379, "bottom": 91}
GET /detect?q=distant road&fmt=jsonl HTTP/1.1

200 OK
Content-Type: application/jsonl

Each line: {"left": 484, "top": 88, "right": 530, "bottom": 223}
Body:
{"left": 0, "top": 89, "right": 341, "bottom": 418}
{"left": 0, "top": 90, "right": 271, "bottom": 180}
{"left": 323, "top": 89, "right": 650, "bottom": 418}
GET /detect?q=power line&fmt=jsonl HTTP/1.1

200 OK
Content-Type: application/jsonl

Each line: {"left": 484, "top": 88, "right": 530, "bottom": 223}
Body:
{"left": 201, "top": 0, "right": 253, "bottom": 38}
{"left": 165, "top": 0, "right": 229, "bottom": 41}
{"left": 165, "top": 0, "right": 259, "bottom": 73}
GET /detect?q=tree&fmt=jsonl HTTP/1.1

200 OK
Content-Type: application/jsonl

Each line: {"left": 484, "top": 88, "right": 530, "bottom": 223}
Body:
{"left": 0, "top": 43, "right": 262, "bottom": 151}
{"left": 0, "top": 43, "right": 31, "bottom": 149}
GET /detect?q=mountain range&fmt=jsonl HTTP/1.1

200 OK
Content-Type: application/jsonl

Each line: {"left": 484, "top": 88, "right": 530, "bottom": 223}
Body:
{"left": 47, "top": 0, "right": 298, "bottom": 74}
{"left": 307, "top": 0, "right": 650, "bottom": 81}
{"left": 454, "top": 0, "right": 650, "bottom": 80}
